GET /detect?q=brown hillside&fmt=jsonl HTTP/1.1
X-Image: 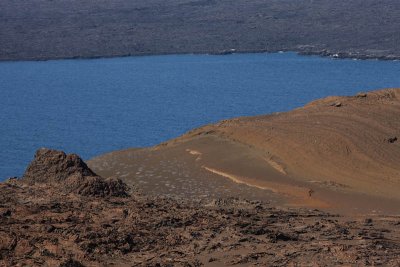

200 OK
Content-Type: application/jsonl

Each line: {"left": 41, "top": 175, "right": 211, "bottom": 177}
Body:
{"left": 89, "top": 89, "right": 400, "bottom": 214}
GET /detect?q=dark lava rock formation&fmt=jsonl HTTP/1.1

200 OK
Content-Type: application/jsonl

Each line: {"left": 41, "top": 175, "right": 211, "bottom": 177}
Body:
{"left": 22, "top": 148, "right": 129, "bottom": 197}
{"left": 23, "top": 148, "right": 97, "bottom": 184}
{"left": 1, "top": 149, "right": 400, "bottom": 266}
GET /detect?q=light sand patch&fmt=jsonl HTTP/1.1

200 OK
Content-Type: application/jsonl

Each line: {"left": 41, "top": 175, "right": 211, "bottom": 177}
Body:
{"left": 186, "top": 149, "right": 202, "bottom": 161}
{"left": 202, "top": 166, "right": 278, "bottom": 192}
{"left": 202, "top": 166, "right": 329, "bottom": 208}
{"left": 264, "top": 157, "right": 287, "bottom": 175}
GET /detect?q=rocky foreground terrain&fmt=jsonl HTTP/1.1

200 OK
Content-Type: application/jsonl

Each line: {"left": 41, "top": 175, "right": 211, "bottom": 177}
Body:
{"left": 1, "top": 148, "right": 400, "bottom": 266}
{"left": 1, "top": 0, "right": 400, "bottom": 61}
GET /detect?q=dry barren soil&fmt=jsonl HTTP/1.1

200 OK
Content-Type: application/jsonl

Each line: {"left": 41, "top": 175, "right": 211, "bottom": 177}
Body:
{"left": 90, "top": 88, "right": 400, "bottom": 215}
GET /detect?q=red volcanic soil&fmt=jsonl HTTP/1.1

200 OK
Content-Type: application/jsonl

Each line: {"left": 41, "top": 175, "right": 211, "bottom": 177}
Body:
{"left": 90, "top": 88, "right": 400, "bottom": 215}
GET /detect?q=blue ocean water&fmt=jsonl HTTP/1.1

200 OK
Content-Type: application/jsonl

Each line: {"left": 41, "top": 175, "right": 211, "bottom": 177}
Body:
{"left": 1, "top": 52, "right": 400, "bottom": 180}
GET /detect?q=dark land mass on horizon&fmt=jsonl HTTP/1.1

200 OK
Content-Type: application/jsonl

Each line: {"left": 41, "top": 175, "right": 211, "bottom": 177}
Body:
{"left": 1, "top": 0, "right": 400, "bottom": 61}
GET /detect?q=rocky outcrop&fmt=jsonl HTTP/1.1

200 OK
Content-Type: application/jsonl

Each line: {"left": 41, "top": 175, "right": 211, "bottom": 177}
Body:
{"left": 23, "top": 148, "right": 96, "bottom": 184}
{"left": 22, "top": 148, "right": 129, "bottom": 197}
{"left": 1, "top": 149, "right": 400, "bottom": 266}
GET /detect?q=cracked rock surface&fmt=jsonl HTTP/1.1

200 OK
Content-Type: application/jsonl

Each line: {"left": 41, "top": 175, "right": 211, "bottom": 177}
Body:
{"left": 1, "top": 149, "right": 400, "bottom": 266}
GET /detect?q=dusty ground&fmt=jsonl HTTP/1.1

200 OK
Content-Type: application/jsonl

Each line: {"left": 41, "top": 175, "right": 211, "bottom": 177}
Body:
{"left": 1, "top": 153, "right": 400, "bottom": 266}
{"left": 90, "top": 88, "right": 400, "bottom": 215}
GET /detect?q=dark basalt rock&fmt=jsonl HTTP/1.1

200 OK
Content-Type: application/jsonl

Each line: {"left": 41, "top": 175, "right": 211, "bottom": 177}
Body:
{"left": 23, "top": 148, "right": 96, "bottom": 184}
{"left": 1, "top": 173, "right": 400, "bottom": 266}
{"left": 76, "top": 176, "right": 129, "bottom": 198}
{"left": 22, "top": 148, "right": 129, "bottom": 197}
{"left": 59, "top": 259, "right": 85, "bottom": 267}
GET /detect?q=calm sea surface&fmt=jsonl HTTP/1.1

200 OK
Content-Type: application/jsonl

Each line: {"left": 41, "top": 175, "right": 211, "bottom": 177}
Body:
{"left": 1, "top": 52, "right": 400, "bottom": 180}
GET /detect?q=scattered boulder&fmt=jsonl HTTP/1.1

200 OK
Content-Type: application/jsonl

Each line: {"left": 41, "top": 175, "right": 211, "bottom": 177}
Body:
{"left": 356, "top": 92, "right": 367, "bottom": 98}
{"left": 364, "top": 218, "right": 373, "bottom": 226}
{"left": 387, "top": 137, "right": 398, "bottom": 143}
{"left": 270, "top": 231, "right": 299, "bottom": 242}
{"left": 59, "top": 259, "right": 85, "bottom": 267}
{"left": 2, "top": 210, "right": 12, "bottom": 218}
{"left": 331, "top": 101, "right": 342, "bottom": 107}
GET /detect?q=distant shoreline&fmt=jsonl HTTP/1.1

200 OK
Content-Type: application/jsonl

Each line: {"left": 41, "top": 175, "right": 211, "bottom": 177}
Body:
{"left": 2, "top": 0, "right": 399, "bottom": 63}
{"left": 1, "top": 48, "right": 400, "bottom": 63}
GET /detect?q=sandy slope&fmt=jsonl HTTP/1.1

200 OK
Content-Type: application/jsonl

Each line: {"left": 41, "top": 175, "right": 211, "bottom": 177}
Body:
{"left": 89, "top": 89, "right": 400, "bottom": 215}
